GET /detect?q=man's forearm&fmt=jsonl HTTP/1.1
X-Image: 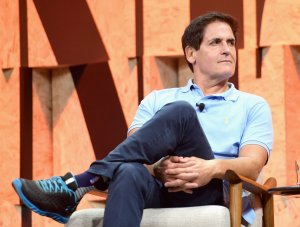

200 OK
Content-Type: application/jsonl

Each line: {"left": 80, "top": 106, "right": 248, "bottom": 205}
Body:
{"left": 210, "top": 144, "right": 268, "bottom": 181}
{"left": 210, "top": 157, "right": 263, "bottom": 181}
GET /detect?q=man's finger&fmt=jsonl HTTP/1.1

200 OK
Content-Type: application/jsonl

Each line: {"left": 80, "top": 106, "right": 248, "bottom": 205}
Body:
{"left": 165, "top": 166, "right": 196, "bottom": 174}
{"left": 164, "top": 179, "right": 186, "bottom": 188}
{"left": 167, "top": 187, "right": 193, "bottom": 194}
{"left": 169, "top": 156, "right": 193, "bottom": 163}
{"left": 183, "top": 182, "right": 199, "bottom": 189}
{"left": 172, "top": 172, "right": 199, "bottom": 181}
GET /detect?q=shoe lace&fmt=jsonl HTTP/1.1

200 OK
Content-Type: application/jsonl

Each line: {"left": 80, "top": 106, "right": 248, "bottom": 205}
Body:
{"left": 38, "top": 176, "right": 73, "bottom": 197}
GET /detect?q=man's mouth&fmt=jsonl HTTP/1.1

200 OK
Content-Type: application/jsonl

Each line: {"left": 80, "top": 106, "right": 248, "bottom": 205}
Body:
{"left": 218, "top": 60, "right": 232, "bottom": 63}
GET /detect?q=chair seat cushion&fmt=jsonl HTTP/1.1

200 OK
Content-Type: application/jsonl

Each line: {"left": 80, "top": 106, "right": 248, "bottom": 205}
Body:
{"left": 66, "top": 205, "right": 230, "bottom": 227}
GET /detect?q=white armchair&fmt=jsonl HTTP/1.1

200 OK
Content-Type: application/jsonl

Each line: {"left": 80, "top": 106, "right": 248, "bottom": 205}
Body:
{"left": 65, "top": 170, "right": 276, "bottom": 227}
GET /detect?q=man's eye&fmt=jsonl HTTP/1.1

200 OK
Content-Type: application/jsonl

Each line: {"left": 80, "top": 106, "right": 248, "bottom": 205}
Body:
{"left": 211, "top": 39, "right": 221, "bottom": 45}
{"left": 228, "top": 39, "right": 236, "bottom": 46}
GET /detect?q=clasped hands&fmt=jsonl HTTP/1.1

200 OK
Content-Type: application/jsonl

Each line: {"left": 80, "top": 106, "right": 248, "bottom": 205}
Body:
{"left": 153, "top": 156, "right": 216, "bottom": 194}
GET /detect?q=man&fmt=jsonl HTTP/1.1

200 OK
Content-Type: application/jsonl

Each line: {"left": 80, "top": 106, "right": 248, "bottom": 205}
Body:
{"left": 12, "top": 12, "right": 273, "bottom": 227}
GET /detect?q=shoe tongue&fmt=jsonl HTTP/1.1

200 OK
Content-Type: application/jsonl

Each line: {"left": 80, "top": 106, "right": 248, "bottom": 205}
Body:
{"left": 61, "top": 172, "right": 78, "bottom": 191}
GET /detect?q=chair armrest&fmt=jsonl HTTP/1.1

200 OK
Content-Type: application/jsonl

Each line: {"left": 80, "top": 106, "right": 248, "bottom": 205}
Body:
{"left": 224, "top": 169, "right": 276, "bottom": 227}
{"left": 225, "top": 169, "right": 277, "bottom": 195}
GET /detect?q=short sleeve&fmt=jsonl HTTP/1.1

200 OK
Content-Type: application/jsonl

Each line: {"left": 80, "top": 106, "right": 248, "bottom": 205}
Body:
{"left": 127, "top": 91, "right": 157, "bottom": 133}
{"left": 240, "top": 100, "right": 273, "bottom": 157}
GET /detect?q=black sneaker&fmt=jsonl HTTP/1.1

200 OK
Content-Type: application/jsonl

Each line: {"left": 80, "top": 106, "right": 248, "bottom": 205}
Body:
{"left": 12, "top": 172, "right": 79, "bottom": 224}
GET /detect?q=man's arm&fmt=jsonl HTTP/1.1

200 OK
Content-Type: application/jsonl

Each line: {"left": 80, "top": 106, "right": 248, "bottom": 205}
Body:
{"left": 163, "top": 144, "right": 267, "bottom": 192}
{"left": 128, "top": 126, "right": 268, "bottom": 193}
{"left": 158, "top": 99, "right": 272, "bottom": 193}
{"left": 210, "top": 144, "right": 267, "bottom": 180}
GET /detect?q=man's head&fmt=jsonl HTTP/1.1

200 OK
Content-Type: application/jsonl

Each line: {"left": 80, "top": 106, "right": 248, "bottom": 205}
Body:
{"left": 182, "top": 12, "right": 238, "bottom": 73}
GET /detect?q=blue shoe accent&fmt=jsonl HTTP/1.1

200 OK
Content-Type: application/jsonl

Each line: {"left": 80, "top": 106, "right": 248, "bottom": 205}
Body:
{"left": 38, "top": 176, "right": 73, "bottom": 197}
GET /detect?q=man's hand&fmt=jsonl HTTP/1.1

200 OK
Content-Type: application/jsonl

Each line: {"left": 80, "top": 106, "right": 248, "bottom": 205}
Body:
{"left": 151, "top": 145, "right": 267, "bottom": 194}
{"left": 164, "top": 157, "right": 215, "bottom": 193}
{"left": 153, "top": 156, "right": 214, "bottom": 194}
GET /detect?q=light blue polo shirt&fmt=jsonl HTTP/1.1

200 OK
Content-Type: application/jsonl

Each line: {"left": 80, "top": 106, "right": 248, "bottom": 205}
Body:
{"left": 128, "top": 79, "right": 273, "bottom": 224}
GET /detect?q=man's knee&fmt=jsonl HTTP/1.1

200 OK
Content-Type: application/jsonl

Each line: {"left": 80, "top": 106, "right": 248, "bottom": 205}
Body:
{"left": 163, "top": 101, "right": 195, "bottom": 115}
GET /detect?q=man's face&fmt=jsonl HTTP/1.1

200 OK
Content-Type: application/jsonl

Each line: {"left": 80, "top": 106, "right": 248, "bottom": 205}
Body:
{"left": 193, "top": 21, "right": 236, "bottom": 80}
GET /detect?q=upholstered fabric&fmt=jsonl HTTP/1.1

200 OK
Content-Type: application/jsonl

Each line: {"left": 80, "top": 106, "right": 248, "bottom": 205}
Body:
{"left": 66, "top": 206, "right": 230, "bottom": 227}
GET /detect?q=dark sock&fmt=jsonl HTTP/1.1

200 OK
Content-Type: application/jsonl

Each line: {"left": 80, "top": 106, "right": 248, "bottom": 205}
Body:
{"left": 74, "top": 171, "right": 98, "bottom": 187}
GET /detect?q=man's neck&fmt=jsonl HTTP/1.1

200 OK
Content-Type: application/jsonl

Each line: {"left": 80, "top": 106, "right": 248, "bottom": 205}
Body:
{"left": 193, "top": 78, "right": 229, "bottom": 96}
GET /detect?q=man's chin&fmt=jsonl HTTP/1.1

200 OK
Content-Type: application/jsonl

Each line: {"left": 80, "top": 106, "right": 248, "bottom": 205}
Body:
{"left": 213, "top": 71, "right": 235, "bottom": 80}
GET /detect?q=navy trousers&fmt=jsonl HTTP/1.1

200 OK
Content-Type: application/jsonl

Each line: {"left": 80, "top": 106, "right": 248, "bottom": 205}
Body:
{"left": 87, "top": 101, "right": 224, "bottom": 227}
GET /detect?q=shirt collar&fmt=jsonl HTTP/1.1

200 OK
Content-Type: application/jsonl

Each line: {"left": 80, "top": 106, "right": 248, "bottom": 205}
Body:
{"left": 218, "top": 83, "right": 240, "bottom": 101}
{"left": 179, "top": 79, "right": 194, "bottom": 93}
{"left": 180, "top": 79, "right": 240, "bottom": 101}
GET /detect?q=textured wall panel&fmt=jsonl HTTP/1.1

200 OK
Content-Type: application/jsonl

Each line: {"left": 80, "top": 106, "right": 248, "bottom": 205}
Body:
{"left": 143, "top": 0, "right": 190, "bottom": 56}
{"left": 0, "top": 201, "right": 21, "bottom": 227}
{"left": 32, "top": 214, "right": 61, "bottom": 227}
{"left": 19, "top": 68, "right": 34, "bottom": 226}
{"left": 0, "top": 68, "right": 21, "bottom": 225}
{"left": 32, "top": 69, "right": 53, "bottom": 179}
{"left": 143, "top": 56, "right": 178, "bottom": 96}
{"left": 108, "top": 58, "right": 138, "bottom": 126}
{"left": 284, "top": 46, "right": 300, "bottom": 185}
{"left": 70, "top": 63, "right": 128, "bottom": 160}
{"left": 260, "top": 0, "right": 300, "bottom": 46}
{"left": 28, "top": 1, "right": 109, "bottom": 67}
{"left": 27, "top": 0, "right": 57, "bottom": 67}
{"left": 0, "top": 0, "right": 20, "bottom": 68}
{"left": 0, "top": 69, "right": 20, "bottom": 201}
{"left": 243, "top": 0, "right": 257, "bottom": 48}
{"left": 87, "top": 0, "right": 136, "bottom": 58}
{"left": 178, "top": 57, "right": 193, "bottom": 87}
{"left": 52, "top": 68, "right": 96, "bottom": 174}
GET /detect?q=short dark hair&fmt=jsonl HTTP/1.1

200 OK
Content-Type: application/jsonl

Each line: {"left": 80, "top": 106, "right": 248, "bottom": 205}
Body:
{"left": 181, "top": 12, "right": 238, "bottom": 72}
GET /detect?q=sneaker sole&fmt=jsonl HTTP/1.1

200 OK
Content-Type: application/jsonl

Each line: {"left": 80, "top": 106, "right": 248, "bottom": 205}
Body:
{"left": 12, "top": 178, "right": 70, "bottom": 224}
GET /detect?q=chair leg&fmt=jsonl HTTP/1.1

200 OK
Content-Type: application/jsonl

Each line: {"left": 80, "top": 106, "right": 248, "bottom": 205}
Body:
{"left": 262, "top": 193, "right": 274, "bottom": 227}
{"left": 229, "top": 182, "right": 242, "bottom": 227}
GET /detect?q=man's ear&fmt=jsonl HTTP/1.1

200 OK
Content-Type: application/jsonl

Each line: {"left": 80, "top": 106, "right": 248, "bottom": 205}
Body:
{"left": 185, "top": 46, "right": 196, "bottom": 64}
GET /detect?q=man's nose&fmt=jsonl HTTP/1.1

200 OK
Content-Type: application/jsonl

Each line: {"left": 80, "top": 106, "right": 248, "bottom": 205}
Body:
{"left": 221, "top": 42, "right": 230, "bottom": 54}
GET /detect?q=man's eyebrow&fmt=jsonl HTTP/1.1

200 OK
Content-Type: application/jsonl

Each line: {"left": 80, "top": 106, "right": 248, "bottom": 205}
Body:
{"left": 208, "top": 37, "right": 221, "bottom": 42}
{"left": 227, "top": 38, "right": 236, "bottom": 41}
{"left": 208, "top": 37, "right": 235, "bottom": 41}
